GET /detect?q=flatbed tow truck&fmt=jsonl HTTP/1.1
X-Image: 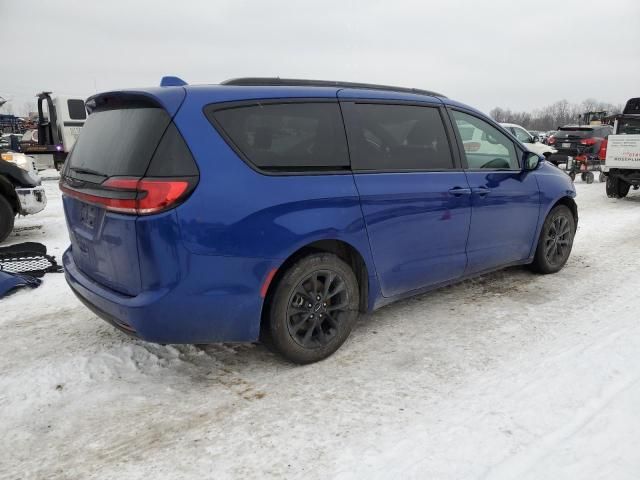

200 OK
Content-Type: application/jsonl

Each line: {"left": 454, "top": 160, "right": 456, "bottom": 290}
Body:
{"left": 21, "top": 92, "right": 86, "bottom": 171}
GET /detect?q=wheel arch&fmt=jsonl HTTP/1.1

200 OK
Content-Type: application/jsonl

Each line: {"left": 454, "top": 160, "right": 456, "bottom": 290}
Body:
{"left": 260, "top": 239, "right": 372, "bottom": 335}
{"left": 553, "top": 195, "right": 578, "bottom": 226}
{"left": 0, "top": 175, "right": 19, "bottom": 213}
{"left": 528, "top": 194, "right": 578, "bottom": 260}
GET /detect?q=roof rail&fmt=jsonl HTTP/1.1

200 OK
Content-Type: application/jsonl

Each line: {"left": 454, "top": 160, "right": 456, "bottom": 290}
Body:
{"left": 220, "top": 77, "right": 446, "bottom": 98}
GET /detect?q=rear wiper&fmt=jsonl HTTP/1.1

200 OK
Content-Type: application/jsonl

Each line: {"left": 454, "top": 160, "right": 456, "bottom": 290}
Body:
{"left": 69, "top": 166, "right": 107, "bottom": 178}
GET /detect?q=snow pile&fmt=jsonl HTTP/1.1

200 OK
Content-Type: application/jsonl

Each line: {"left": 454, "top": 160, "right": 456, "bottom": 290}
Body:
{"left": 1, "top": 175, "right": 639, "bottom": 479}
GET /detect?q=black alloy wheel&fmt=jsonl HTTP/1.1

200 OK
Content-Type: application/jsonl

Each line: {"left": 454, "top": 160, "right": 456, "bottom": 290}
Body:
{"left": 286, "top": 270, "right": 349, "bottom": 349}
{"left": 266, "top": 253, "right": 359, "bottom": 364}
{"left": 530, "top": 204, "right": 576, "bottom": 274}
{"left": 543, "top": 214, "right": 572, "bottom": 267}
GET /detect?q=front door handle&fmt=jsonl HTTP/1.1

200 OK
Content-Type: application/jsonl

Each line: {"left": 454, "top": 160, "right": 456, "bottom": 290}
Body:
{"left": 448, "top": 187, "right": 472, "bottom": 196}
{"left": 472, "top": 187, "right": 491, "bottom": 196}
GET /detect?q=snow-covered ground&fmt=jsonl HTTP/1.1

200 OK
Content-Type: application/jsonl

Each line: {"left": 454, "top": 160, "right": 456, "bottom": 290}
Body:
{"left": 1, "top": 173, "right": 639, "bottom": 480}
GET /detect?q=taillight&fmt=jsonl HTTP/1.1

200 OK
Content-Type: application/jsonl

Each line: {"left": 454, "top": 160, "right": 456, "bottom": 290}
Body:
{"left": 60, "top": 177, "right": 194, "bottom": 215}
{"left": 580, "top": 138, "right": 597, "bottom": 146}
{"left": 599, "top": 138, "right": 608, "bottom": 161}
{"left": 136, "top": 179, "right": 191, "bottom": 214}
{"left": 548, "top": 136, "right": 556, "bottom": 145}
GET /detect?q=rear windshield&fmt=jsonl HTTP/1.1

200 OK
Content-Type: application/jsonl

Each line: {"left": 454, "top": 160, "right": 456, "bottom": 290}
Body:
{"left": 555, "top": 127, "right": 593, "bottom": 138}
{"left": 618, "top": 118, "right": 640, "bottom": 135}
{"left": 66, "top": 107, "right": 170, "bottom": 178}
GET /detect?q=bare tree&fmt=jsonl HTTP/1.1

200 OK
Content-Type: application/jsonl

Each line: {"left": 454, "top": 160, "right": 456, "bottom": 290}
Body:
{"left": 489, "top": 98, "right": 623, "bottom": 131}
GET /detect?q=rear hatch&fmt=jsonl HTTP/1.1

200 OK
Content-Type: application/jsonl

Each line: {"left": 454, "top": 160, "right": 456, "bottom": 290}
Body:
{"left": 551, "top": 127, "right": 594, "bottom": 154}
{"left": 60, "top": 93, "right": 198, "bottom": 296}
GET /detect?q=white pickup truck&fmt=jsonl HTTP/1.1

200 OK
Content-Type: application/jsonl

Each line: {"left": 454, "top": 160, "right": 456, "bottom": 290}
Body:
{"left": 0, "top": 150, "right": 47, "bottom": 242}
{"left": 602, "top": 98, "right": 640, "bottom": 198}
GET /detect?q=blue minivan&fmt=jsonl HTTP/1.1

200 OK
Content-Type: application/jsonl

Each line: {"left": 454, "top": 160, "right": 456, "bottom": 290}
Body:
{"left": 60, "top": 77, "right": 577, "bottom": 363}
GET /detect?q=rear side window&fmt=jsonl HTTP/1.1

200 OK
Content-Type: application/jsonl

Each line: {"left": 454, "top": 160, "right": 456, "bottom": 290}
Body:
{"left": 67, "top": 99, "right": 87, "bottom": 120}
{"left": 344, "top": 103, "right": 454, "bottom": 171}
{"left": 209, "top": 102, "right": 349, "bottom": 171}
{"left": 66, "top": 107, "right": 170, "bottom": 178}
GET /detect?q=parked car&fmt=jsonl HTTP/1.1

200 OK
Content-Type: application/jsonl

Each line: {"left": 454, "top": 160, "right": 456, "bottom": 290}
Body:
{"left": 60, "top": 77, "right": 578, "bottom": 364}
{"left": 544, "top": 131, "right": 557, "bottom": 144}
{"left": 547, "top": 124, "right": 612, "bottom": 166}
{"left": 0, "top": 151, "right": 47, "bottom": 242}
{"left": 536, "top": 131, "right": 548, "bottom": 143}
{"left": 500, "top": 123, "right": 557, "bottom": 158}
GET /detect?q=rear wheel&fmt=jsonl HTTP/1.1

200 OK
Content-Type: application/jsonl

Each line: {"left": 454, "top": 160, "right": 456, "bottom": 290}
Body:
{"left": 267, "top": 253, "right": 359, "bottom": 364}
{"left": 585, "top": 172, "right": 594, "bottom": 184}
{"left": 0, "top": 195, "right": 15, "bottom": 243}
{"left": 606, "top": 175, "right": 630, "bottom": 198}
{"left": 529, "top": 205, "right": 575, "bottom": 274}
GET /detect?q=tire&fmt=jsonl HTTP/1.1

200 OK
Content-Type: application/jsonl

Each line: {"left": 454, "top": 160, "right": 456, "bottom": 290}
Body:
{"left": 580, "top": 172, "right": 587, "bottom": 182}
{"left": 585, "top": 172, "right": 594, "bottom": 184}
{"left": 529, "top": 205, "right": 576, "bottom": 274}
{"left": 0, "top": 195, "right": 16, "bottom": 243}
{"left": 606, "top": 175, "right": 630, "bottom": 198}
{"left": 266, "top": 253, "right": 359, "bottom": 364}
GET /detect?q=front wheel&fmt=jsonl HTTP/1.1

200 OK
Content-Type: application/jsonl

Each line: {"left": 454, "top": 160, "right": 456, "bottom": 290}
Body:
{"left": 529, "top": 205, "right": 576, "bottom": 274}
{"left": 266, "top": 253, "right": 360, "bottom": 364}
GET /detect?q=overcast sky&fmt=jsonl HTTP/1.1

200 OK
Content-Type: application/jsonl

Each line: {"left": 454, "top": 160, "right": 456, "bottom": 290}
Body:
{"left": 1, "top": 0, "right": 638, "bottom": 116}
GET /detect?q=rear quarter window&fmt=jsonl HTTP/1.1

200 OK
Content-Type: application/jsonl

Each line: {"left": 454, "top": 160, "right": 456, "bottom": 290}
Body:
{"left": 207, "top": 102, "right": 349, "bottom": 172}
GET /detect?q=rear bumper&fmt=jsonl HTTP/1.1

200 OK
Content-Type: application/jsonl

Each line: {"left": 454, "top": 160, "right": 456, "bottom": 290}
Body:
{"left": 16, "top": 186, "right": 47, "bottom": 215}
{"left": 63, "top": 247, "right": 273, "bottom": 344}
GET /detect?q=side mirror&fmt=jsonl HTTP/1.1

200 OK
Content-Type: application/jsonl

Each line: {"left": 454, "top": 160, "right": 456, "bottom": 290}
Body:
{"left": 532, "top": 135, "right": 539, "bottom": 143}
{"left": 523, "top": 152, "right": 542, "bottom": 171}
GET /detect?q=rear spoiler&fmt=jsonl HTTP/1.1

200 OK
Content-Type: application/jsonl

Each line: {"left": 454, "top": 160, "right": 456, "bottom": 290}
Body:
{"left": 85, "top": 87, "right": 186, "bottom": 117}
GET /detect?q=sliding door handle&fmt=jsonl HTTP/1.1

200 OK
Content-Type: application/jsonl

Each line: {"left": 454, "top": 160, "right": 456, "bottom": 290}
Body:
{"left": 472, "top": 187, "right": 491, "bottom": 196}
{"left": 448, "top": 187, "right": 472, "bottom": 196}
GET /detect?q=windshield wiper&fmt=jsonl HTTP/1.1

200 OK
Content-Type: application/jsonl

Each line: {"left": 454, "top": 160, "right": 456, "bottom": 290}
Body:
{"left": 69, "top": 166, "right": 107, "bottom": 178}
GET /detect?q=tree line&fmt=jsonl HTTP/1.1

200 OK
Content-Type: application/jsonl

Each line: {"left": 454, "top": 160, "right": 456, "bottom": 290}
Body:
{"left": 489, "top": 99, "right": 623, "bottom": 132}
